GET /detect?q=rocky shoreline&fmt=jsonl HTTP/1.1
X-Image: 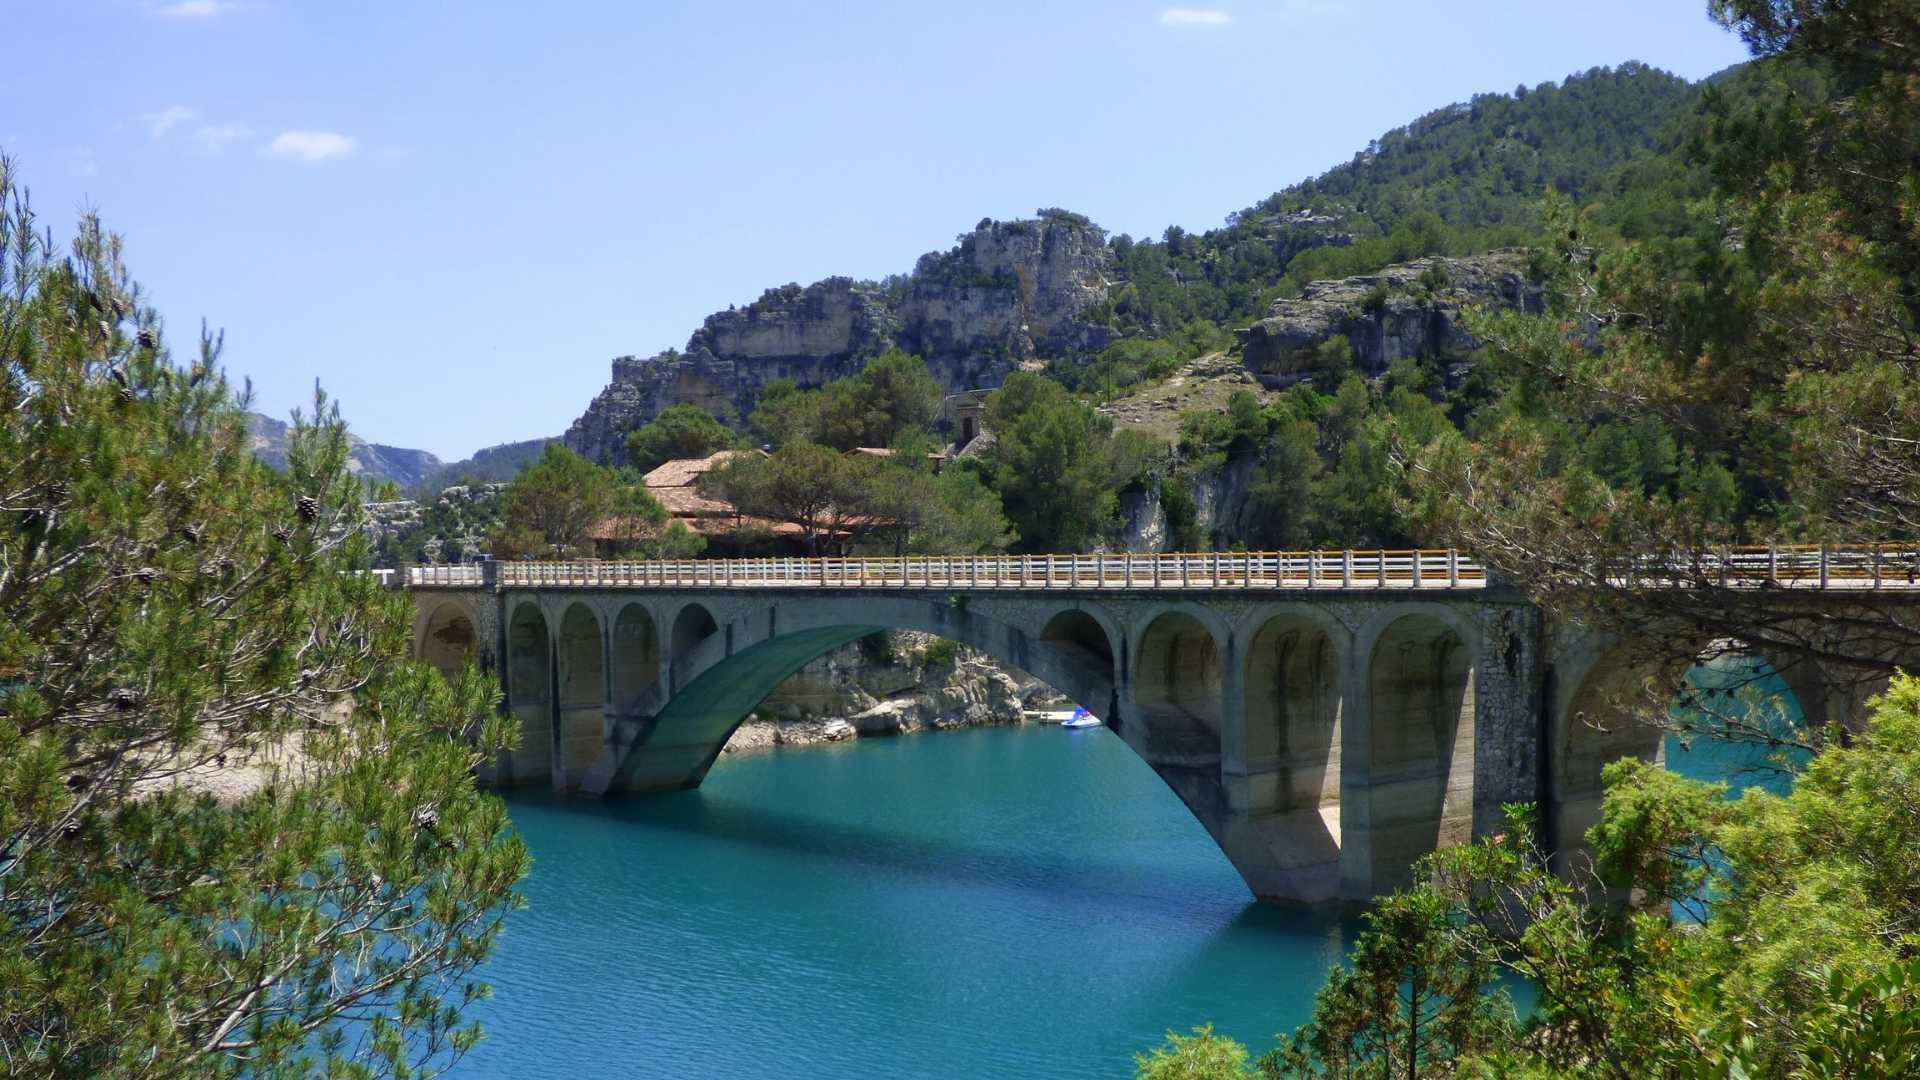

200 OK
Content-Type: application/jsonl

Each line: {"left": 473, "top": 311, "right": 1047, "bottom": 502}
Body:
{"left": 721, "top": 631, "right": 1065, "bottom": 754}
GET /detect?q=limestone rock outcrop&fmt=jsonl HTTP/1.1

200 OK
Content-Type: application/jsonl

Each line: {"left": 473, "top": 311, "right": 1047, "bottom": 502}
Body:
{"left": 565, "top": 215, "right": 1112, "bottom": 463}
{"left": 1237, "top": 251, "right": 1543, "bottom": 383}
{"left": 721, "top": 631, "right": 1032, "bottom": 753}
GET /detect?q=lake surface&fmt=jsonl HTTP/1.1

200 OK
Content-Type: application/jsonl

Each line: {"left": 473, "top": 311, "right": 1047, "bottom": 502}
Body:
{"left": 459, "top": 656, "right": 1803, "bottom": 1079}
{"left": 460, "top": 725, "right": 1352, "bottom": 1079}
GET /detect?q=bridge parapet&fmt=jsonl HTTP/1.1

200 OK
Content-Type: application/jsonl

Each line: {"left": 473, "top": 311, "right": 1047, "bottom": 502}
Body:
{"left": 399, "top": 544, "right": 1920, "bottom": 594}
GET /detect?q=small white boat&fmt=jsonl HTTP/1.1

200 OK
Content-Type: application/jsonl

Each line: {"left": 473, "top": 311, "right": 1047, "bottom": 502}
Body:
{"left": 1061, "top": 707, "right": 1102, "bottom": 729}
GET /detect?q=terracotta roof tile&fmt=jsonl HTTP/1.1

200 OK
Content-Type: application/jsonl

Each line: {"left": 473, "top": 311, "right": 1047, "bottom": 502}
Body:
{"left": 640, "top": 449, "right": 761, "bottom": 488}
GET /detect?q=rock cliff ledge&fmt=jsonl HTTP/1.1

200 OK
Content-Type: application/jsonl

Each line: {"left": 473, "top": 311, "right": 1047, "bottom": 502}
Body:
{"left": 564, "top": 214, "right": 1111, "bottom": 463}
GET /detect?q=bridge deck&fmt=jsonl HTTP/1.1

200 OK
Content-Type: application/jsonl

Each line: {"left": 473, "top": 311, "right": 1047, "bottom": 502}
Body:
{"left": 397, "top": 545, "right": 1920, "bottom": 592}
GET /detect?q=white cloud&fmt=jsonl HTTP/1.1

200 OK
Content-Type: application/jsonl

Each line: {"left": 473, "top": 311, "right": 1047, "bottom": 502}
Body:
{"left": 149, "top": 105, "right": 196, "bottom": 139}
{"left": 194, "top": 123, "right": 251, "bottom": 149}
{"left": 264, "top": 130, "right": 356, "bottom": 164}
{"left": 1159, "top": 7, "right": 1232, "bottom": 25}
{"left": 153, "top": 1, "right": 234, "bottom": 18}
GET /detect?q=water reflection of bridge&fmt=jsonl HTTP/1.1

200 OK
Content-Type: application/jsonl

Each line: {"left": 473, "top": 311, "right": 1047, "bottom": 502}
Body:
{"left": 405, "top": 547, "right": 1919, "bottom": 904}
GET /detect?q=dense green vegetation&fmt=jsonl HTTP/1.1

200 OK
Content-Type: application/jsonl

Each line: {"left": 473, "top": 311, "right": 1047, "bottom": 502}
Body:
{"left": 1089, "top": 61, "right": 1709, "bottom": 340}
{"left": 1138, "top": 674, "right": 1920, "bottom": 1078}
{"left": 698, "top": 353, "right": 1013, "bottom": 554}
{"left": 624, "top": 403, "right": 741, "bottom": 474}
{"left": 0, "top": 161, "right": 528, "bottom": 1075}
{"left": 493, "top": 443, "right": 703, "bottom": 559}
{"left": 1141, "top": 1, "right": 1920, "bottom": 1075}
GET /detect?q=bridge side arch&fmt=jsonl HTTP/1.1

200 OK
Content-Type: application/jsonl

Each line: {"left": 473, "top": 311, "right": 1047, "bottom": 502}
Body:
{"left": 611, "top": 602, "right": 663, "bottom": 714}
{"left": 1546, "top": 633, "right": 1678, "bottom": 875}
{"left": 1128, "top": 604, "right": 1230, "bottom": 759}
{"left": 1356, "top": 603, "right": 1478, "bottom": 891}
{"left": 502, "top": 600, "right": 554, "bottom": 784}
{"left": 416, "top": 597, "right": 481, "bottom": 681}
{"left": 555, "top": 602, "right": 606, "bottom": 784}
{"left": 1040, "top": 606, "right": 1120, "bottom": 674}
{"left": 668, "top": 601, "right": 721, "bottom": 685}
{"left": 1241, "top": 605, "right": 1349, "bottom": 819}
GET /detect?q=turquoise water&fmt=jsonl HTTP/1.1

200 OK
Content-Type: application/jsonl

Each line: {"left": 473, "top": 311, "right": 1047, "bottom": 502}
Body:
{"left": 460, "top": 725, "right": 1351, "bottom": 1079}
{"left": 459, "top": 656, "right": 1811, "bottom": 1079}
{"left": 1665, "top": 654, "right": 1811, "bottom": 796}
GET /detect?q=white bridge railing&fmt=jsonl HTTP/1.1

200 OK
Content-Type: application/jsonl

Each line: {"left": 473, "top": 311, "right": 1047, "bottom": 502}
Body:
{"left": 402, "top": 544, "right": 1920, "bottom": 593}
{"left": 410, "top": 550, "right": 1484, "bottom": 590}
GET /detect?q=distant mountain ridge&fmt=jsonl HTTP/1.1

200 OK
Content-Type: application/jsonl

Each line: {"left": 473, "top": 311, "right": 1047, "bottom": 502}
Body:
{"left": 245, "top": 413, "right": 557, "bottom": 493}
{"left": 420, "top": 437, "right": 555, "bottom": 491}
{"left": 245, "top": 412, "right": 443, "bottom": 490}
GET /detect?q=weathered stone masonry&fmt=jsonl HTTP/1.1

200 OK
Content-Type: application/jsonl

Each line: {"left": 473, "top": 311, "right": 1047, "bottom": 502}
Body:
{"left": 408, "top": 574, "right": 1806, "bottom": 907}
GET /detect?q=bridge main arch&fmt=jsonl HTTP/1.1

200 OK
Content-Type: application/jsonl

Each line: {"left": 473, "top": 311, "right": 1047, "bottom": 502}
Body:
{"left": 587, "top": 594, "right": 1126, "bottom": 795}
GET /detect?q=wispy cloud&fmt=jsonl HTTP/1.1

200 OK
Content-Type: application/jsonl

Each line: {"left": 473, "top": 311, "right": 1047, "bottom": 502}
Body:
{"left": 57, "top": 147, "right": 98, "bottom": 178}
{"left": 1159, "top": 7, "right": 1232, "bottom": 25}
{"left": 195, "top": 123, "right": 251, "bottom": 149}
{"left": 146, "top": 107, "right": 252, "bottom": 151}
{"left": 149, "top": 105, "right": 197, "bottom": 139}
{"left": 152, "top": 0, "right": 234, "bottom": 18}
{"left": 264, "top": 130, "right": 356, "bottom": 164}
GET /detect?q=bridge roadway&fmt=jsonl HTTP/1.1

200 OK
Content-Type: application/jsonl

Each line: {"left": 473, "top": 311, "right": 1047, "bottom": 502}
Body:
{"left": 404, "top": 546, "right": 1919, "bottom": 904}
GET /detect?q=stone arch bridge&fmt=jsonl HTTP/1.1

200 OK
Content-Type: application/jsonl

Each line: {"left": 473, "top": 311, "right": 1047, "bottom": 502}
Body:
{"left": 404, "top": 549, "right": 1918, "bottom": 904}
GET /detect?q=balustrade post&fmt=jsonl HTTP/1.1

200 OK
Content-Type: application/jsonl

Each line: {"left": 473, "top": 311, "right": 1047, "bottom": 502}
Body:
{"left": 1413, "top": 550, "right": 1423, "bottom": 588}
{"left": 1378, "top": 549, "right": 1387, "bottom": 588}
{"left": 1873, "top": 544, "right": 1883, "bottom": 589}
{"left": 1820, "top": 545, "right": 1830, "bottom": 590}
{"left": 1447, "top": 548, "right": 1459, "bottom": 587}
{"left": 1181, "top": 553, "right": 1190, "bottom": 589}
{"left": 1342, "top": 549, "right": 1353, "bottom": 589}
{"left": 1768, "top": 544, "right": 1778, "bottom": 585}
{"left": 1124, "top": 551, "right": 1133, "bottom": 588}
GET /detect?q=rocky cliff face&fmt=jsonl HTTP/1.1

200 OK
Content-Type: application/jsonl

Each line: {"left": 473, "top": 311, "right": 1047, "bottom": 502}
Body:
{"left": 565, "top": 215, "right": 1112, "bottom": 463}
{"left": 1237, "top": 251, "right": 1543, "bottom": 383}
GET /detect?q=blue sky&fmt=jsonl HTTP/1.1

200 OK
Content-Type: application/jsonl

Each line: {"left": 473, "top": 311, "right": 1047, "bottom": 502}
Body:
{"left": 4, "top": 1, "right": 1751, "bottom": 460}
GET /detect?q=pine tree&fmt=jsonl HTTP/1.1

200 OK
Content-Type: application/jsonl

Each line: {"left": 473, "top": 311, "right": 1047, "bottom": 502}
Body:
{"left": 0, "top": 157, "right": 528, "bottom": 1077}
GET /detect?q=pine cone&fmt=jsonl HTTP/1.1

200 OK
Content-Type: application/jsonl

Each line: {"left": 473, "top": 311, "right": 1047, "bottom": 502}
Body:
{"left": 296, "top": 495, "right": 320, "bottom": 522}
{"left": 136, "top": 328, "right": 156, "bottom": 350}
{"left": 273, "top": 526, "right": 293, "bottom": 544}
